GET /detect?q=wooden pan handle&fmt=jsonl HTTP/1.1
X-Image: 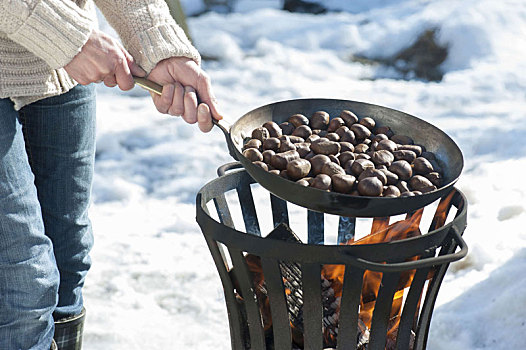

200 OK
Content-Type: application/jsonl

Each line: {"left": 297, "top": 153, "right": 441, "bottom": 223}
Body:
{"left": 132, "top": 76, "right": 232, "bottom": 132}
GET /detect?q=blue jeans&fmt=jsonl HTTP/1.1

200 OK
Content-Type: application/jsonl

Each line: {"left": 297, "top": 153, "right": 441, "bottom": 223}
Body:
{"left": 0, "top": 85, "right": 96, "bottom": 349}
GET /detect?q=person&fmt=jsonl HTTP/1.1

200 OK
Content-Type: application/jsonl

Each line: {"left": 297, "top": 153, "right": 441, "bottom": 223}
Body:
{"left": 0, "top": 0, "right": 222, "bottom": 349}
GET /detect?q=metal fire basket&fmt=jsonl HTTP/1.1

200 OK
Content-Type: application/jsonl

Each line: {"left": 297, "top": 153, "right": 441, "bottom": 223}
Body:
{"left": 196, "top": 163, "right": 467, "bottom": 350}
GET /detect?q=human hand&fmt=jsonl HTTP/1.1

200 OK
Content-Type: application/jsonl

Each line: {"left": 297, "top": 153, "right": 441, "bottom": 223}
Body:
{"left": 147, "top": 57, "right": 222, "bottom": 133}
{"left": 64, "top": 29, "right": 146, "bottom": 90}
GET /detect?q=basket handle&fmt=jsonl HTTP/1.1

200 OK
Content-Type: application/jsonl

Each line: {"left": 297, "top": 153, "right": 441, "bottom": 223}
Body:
{"left": 341, "top": 225, "right": 468, "bottom": 272}
{"left": 217, "top": 162, "right": 244, "bottom": 177}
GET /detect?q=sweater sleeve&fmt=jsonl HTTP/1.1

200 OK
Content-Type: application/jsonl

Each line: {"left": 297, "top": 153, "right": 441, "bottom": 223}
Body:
{"left": 94, "top": 0, "right": 200, "bottom": 73}
{"left": 0, "top": 0, "right": 95, "bottom": 69}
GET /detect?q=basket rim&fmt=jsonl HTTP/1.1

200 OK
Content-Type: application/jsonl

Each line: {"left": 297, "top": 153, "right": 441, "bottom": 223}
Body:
{"left": 196, "top": 169, "right": 467, "bottom": 269}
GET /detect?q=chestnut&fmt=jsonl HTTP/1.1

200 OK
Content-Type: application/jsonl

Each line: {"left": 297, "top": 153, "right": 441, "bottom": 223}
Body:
{"left": 279, "top": 139, "right": 296, "bottom": 152}
{"left": 321, "top": 162, "right": 345, "bottom": 176}
{"left": 350, "top": 158, "right": 375, "bottom": 176}
{"left": 295, "top": 143, "right": 311, "bottom": 158}
{"left": 413, "top": 157, "right": 434, "bottom": 175}
{"left": 279, "top": 121, "right": 295, "bottom": 135}
{"left": 309, "top": 154, "right": 331, "bottom": 175}
{"left": 409, "top": 175, "right": 436, "bottom": 193}
{"left": 288, "top": 114, "right": 309, "bottom": 127}
{"left": 371, "top": 150, "right": 394, "bottom": 167}
{"left": 243, "top": 148, "right": 263, "bottom": 162}
{"left": 373, "top": 133, "right": 389, "bottom": 142}
{"left": 311, "top": 174, "right": 332, "bottom": 191}
{"left": 251, "top": 127, "right": 269, "bottom": 142}
{"left": 358, "top": 168, "right": 388, "bottom": 186}
{"left": 307, "top": 134, "right": 321, "bottom": 143}
{"left": 253, "top": 161, "right": 268, "bottom": 171}
{"left": 331, "top": 174, "right": 356, "bottom": 193}
{"left": 350, "top": 123, "right": 371, "bottom": 140}
{"left": 396, "top": 180, "right": 410, "bottom": 193}
{"left": 328, "top": 118, "right": 346, "bottom": 132}
{"left": 287, "top": 159, "right": 312, "bottom": 180}
{"left": 376, "top": 139, "right": 397, "bottom": 153}
{"left": 424, "top": 172, "right": 443, "bottom": 187}
{"left": 310, "top": 140, "right": 340, "bottom": 155}
{"left": 338, "top": 151, "right": 355, "bottom": 167}
{"left": 354, "top": 143, "right": 369, "bottom": 154}
{"left": 397, "top": 144, "right": 422, "bottom": 157}
{"left": 400, "top": 191, "right": 416, "bottom": 197}
{"left": 288, "top": 135, "right": 305, "bottom": 144}
{"left": 292, "top": 125, "right": 312, "bottom": 139}
{"left": 357, "top": 177, "right": 383, "bottom": 196}
{"left": 263, "top": 121, "right": 282, "bottom": 138}
{"left": 326, "top": 132, "right": 340, "bottom": 142}
{"left": 262, "top": 149, "right": 275, "bottom": 164}
{"left": 378, "top": 168, "right": 399, "bottom": 185}
{"left": 355, "top": 153, "right": 371, "bottom": 160}
{"left": 389, "top": 160, "right": 412, "bottom": 180}
{"left": 243, "top": 138, "right": 262, "bottom": 151}
{"left": 383, "top": 185, "right": 401, "bottom": 197}
{"left": 328, "top": 154, "right": 340, "bottom": 165}
{"left": 262, "top": 137, "right": 280, "bottom": 152}
{"left": 296, "top": 179, "right": 310, "bottom": 187}
{"left": 339, "top": 142, "right": 354, "bottom": 153}
{"left": 270, "top": 150, "right": 300, "bottom": 170}
{"left": 340, "top": 110, "right": 359, "bottom": 126}
{"left": 310, "top": 111, "right": 330, "bottom": 130}
{"left": 393, "top": 150, "right": 417, "bottom": 163}
{"left": 339, "top": 128, "right": 356, "bottom": 144}
{"left": 359, "top": 117, "right": 376, "bottom": 130}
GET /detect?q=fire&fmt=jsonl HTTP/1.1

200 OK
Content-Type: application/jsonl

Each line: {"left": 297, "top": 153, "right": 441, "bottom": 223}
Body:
{"left": 321, "top": 208, "right": 425, "bottom": 345}
{"left": 237, "top": 191, "right": 456, "bottom": 349}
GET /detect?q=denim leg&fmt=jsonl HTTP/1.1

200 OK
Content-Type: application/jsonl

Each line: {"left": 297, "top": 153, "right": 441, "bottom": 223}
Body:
{"left": 19, "top": 84, "right": 97, "bottom": 320}
{"left": 0, "top": 99, "right": 58, "bottom": 349}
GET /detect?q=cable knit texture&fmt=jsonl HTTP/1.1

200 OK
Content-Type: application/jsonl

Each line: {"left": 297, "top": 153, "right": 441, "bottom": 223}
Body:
{"left": 0, "top": 0, "right": 200, "bottom": 110}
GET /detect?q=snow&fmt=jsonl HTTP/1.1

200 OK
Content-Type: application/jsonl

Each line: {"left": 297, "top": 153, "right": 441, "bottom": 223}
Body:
{"left": 85, "top": 1, "right": 526, "bottom": 349}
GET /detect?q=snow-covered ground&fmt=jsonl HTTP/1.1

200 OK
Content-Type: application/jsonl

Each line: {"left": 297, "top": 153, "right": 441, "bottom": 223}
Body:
{"left": 85, "top": 1, "right": 526, "bottom": 348}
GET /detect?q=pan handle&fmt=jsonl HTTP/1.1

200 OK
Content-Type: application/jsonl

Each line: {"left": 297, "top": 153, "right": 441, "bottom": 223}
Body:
{"left": 133, "top": 76, "right": 231, "bottom": 128}
{"left": 133, "top": 76, "right": 163, "bottom": 95}
{"left": 133, "top": 76, "right": 237, "bottom": 157}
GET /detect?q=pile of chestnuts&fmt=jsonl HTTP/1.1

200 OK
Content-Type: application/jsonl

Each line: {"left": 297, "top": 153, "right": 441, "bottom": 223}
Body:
{"left": 242, "top": 110, "right": 444, "bottom": 197}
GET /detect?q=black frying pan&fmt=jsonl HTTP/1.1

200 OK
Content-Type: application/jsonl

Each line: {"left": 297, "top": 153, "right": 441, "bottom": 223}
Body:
{"left": 134, "top": 77, "right": 464, "bottom": 217}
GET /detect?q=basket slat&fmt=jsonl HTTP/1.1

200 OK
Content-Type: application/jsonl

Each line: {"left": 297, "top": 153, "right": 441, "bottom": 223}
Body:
{"left": 336, "top": 266, "right": 364, "bottom": 350}
{"left": 230, "top": 248, "right": 267, "bottom": 349}
{"left": 302, "top": 263, "right": 323, "bottom": 349}
{"left": 261, "top": 257, "right": 294, "bottom": 350}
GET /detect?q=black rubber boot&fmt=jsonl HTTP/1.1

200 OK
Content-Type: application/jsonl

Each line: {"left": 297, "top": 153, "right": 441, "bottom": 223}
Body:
{"left": 53, "top": 308, "right": 86, "bottom": 350}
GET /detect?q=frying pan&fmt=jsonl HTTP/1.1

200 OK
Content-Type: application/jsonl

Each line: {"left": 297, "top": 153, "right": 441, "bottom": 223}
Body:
{"left": 134, "top": 77, "right": 464, "bottom": 217}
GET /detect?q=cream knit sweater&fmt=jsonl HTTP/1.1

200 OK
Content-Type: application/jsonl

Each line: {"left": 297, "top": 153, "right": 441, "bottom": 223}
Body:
{"left": 0, "top": 0, "right": 200, "bottom": 110}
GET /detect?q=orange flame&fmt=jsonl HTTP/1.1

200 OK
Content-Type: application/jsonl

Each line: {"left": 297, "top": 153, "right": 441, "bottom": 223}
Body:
{"left": 353, "top": 210, "right": 423, "bottom": 338}
{"left": 237, "top": 191, "right": 455, "bottom": 349}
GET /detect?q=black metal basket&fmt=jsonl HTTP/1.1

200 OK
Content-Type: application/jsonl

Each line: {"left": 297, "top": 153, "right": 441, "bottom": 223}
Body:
{"left": 196, "top": 163, "right": 467, "bottom": 350}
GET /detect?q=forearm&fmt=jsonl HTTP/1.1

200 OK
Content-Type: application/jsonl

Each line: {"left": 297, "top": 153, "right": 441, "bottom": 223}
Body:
{"left": 0, "top": 0, "right": 94, "bottom": 69}
{"left": 94, "top": 0, "right": 200, "bottom": 73}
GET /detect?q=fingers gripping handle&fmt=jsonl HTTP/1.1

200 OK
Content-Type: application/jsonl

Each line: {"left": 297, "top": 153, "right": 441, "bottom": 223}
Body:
{"left": 133, "top": 76, "right": 237, "bottom": 159}
{"left": 132, "top": 76, "right": 231, "bottom": 132}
